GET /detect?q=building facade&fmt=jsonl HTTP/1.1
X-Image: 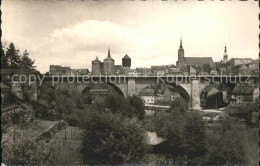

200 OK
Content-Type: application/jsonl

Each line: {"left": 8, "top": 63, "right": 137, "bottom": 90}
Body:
{"left": 176, "top": 39, "right": 214, "bottom": 69}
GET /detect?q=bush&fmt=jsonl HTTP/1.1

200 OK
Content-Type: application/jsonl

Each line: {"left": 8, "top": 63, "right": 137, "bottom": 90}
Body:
{"left": 65, "top": 113, "right": 80, "bottom": 127}
{"left": 81, "top": 109, "right": 148, "bottom": 165}
{"left": 170, "top": 97, "right": 189, "bottom": 113}
{"left": 104, "top": 93, "right": 145, "bottom": 119}
{"left": 153, "top": 110, "right": 207, "bottom": 160}
{"left": 205, "top": 117, "right": 247, "bottom": 165}
{"left": 2, "top": 134, "right": 49, "bottom": 164}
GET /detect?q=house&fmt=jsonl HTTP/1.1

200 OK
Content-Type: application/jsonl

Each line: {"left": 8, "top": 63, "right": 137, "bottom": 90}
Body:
{"left": 165, "top": 65, "right": 182, "bottom": 75}
{"left": 69, "top": 69, "right": 89, "bottom": 76}
{"left": 230, "top": 84, "right": 258, "bottom": 104}
{"left": 136, "top": 68, "right": 151, "bottom": 75}
{"left": 198, "top": 71, "right": 210, "bottom": 76}
{"left": 139, "top": 88, "right": 155, "bottom": 104}
{"left": 49, "top": 65, "right": 71, "bottom": 75}
{"left": 228, "top": 58, "right": 252, "bottom": 67}
{"left": 183, "top": 57, "right": 214, "bottom": 68}
{"left": 125, "top": 69, "right": 137, "bottom": 76}
{"left": 210, "top": 69, "right": 218, "bottom": 75}
{"left": 151, "top": 66, "right": 166, "bottom": 75}
{"left": 206, "top": 87, "right": 225, "bottom": 108}
{"left": 163, "top": 87, "right": 180, "bottom": 101}
{"left": 114, "top": 65, "right": 125, "bottom": 75}
{"left": 189, "top": 66, "right": 196, "bottom": 75}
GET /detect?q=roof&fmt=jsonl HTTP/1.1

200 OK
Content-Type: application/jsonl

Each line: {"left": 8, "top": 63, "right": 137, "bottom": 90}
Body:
{"left": 207, "top": 87, "right": 221, "bottom": 97}
{"left": 165, "top": 64, "right": 177, "bottom": 69}
{"left": 123, "top": 54, "right": 131, "bottom": 59}
{"left": 92, "top": 57, "right": 101, "bottom": 63}
{"left": 140, "top": 88, "right": 155, "bottom": 96}
{"left": 114, "top": 65, "right": 125, "bottom": 74}
{"left": 104, "top": 56, "right": 114, "bottom": 61}
{"left": 243, "top": 95, "right": 253, "bottom": 101}
{"left": 230, "top": 58, "right": 253, "bottom": 60}
{"left": 184, "top": 57, "right": 213, "bottom": 66}
{"left": 104, "top": 49, "right": 114, "bottom": 61}
{"left": 151, "top": 66, "right": 165, "bottom": 70}
{"left": 232, "top": 85, "right": 254, "bottom": 95}
{"left": 136, "top": 68, "right": 151, "bottom": 74}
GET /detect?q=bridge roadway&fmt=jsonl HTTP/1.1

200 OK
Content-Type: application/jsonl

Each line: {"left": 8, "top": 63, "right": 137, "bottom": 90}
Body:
{"left": 40, "top": 75, "right": 258, "bottom": 110}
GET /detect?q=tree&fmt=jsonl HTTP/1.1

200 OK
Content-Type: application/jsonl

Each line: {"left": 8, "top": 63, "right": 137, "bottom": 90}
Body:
{"left": 127, "top": 95, "right": 145, "bottom": 119}
{"left": 81, "top": 109, "right": 148, "bottom": 164}
{"left": 170, "top": 97, "right": 189, "bottom": 113}
{"left": 1, "top": 46, "right": 9, "bottom": 68}
{"left": 153, "top": 109, "right": 207, "bottom": 162}
{"left": 2, "top": 132, "right": 50, "bottom": 164}
{"left": 20, "top": 50, "right": 35, "bottom": 69}
{"left": 6, "top": 43, "right": 21, "bottom": 69}
{"left": 206, "top": 118, "right": 247, "bottom": 165}
{"left": 183, "top": 112, "right": 207, "bottom": 158}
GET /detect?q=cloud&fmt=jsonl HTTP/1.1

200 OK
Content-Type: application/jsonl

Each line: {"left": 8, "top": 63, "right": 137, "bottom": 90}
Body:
{"left": 35, "top": 20, "right": 168, "bottom": 72}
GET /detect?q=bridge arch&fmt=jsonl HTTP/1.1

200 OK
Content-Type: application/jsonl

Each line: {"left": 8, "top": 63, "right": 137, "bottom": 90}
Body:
{"left": 136, "top": 82, "right": 191, "bottom": 105}
{"left": 80, "top": 82, "right": 125, "bottom": 99}
{"left": 200, "top": 83, "right": 231, "bottom": 108}
{"left": 165, "top": 82, "right": 191, "bottom": 103}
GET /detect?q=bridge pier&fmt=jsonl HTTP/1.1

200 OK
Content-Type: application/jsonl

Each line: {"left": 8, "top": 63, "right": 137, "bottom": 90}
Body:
{"left": 191, "top": 79, "right": 201, "bottom": 110}
{"left": 127, "top": 77, "right": 136, "bottom": 96}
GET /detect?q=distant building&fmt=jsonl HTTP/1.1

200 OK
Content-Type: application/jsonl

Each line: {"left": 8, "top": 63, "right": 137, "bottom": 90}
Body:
{"left": 210, "top": 69, "right": 218, "bottom": 75}
{"left": 228, "top": 58, "right": 252, "bottom": 67}
{"left": 103, "top": 49, "right": 115, "bottom": 75}
{"left": 231, "top": 84, "right": 258, "bottom": 104}
{"left": 122, "top": 54, "right": 131, "bottom": 69}
{"left": 114, "top": 65, "right": 125, "bottom": 75}
{"left": 49, "top": 65, "right": 89, "bottom": 76}
{"left": 125, "top": 69, "right": 137, "bottom": 75}
{"left": 139, "top": 88, "right": 155, "bottom": 104}
{"left": 176, "top": 39, "right": 214, "bottom": 69}
{"left": 189, "top": 66, "right": 196, "bottom": 75}
{"left": 136, "top": 67, "right": 151, "bottom": 75}
{"left": 151, "top": 66, "right": 166, "bottom": 75}
{"left": 92, "top": 57, "right": 102, "bottom": 75}
{"left": 223, "top": 45, "right": 228, "bottom": 63}
{"left": 162, "top": 87, "right": 180, "bottom": 101}
{"left": 49, "top": 65, "right": 71, "bottom": 75}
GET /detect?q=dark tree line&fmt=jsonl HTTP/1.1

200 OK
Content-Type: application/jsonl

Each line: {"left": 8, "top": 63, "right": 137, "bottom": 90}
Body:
{"left": 1, "top": 42, "right": 35, "bottom": 69}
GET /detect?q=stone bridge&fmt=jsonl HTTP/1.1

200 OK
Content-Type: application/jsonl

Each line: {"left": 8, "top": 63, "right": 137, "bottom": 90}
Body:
{"left": 41, "top": 75, "right": 257, "bottom": 110}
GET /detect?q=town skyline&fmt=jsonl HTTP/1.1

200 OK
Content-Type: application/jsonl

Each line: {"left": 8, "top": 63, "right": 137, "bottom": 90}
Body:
{"left": 2, "top": 0, "right": 258, "bottom": 73}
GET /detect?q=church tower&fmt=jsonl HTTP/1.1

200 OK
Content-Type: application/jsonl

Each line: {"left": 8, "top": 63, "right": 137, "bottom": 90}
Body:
{"left": 177, "top": 39, "right": 185, "bottom": 67}
{"left": 103, "top": 48, "right": 115, "bottom": 75}
{"left": 92, "top": 57, "right": 101, "bottom": 75}
{"left": 223, "top": 45, "right": 228, "bottom": 63}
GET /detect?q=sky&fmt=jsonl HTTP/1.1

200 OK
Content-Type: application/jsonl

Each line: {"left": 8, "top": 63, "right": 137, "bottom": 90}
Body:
{"left": 2, "top": 0, "right": 258, "bottom": 73}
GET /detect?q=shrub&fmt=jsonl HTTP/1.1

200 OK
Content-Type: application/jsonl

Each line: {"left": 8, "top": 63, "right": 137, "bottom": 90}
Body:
{"left": 81, "top": 110, "right": 148, "bottom": 165}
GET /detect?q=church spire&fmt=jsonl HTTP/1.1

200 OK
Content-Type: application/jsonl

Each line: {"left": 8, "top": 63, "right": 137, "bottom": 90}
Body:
{"left": 180, "top": 38, "right": 183, "bottom": 49}
{"left": 107, "top": 48, "right": 111, "bottom": 58}
{"left": 224, "top": 45, "right": 227, "bottom": 53}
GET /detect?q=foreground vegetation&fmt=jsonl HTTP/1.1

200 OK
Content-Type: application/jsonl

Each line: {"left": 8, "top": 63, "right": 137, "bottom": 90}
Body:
{"left": 2, "top": 76, "right": 258, "bottom": 165}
